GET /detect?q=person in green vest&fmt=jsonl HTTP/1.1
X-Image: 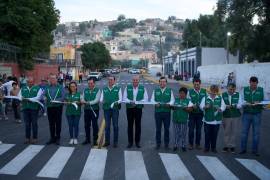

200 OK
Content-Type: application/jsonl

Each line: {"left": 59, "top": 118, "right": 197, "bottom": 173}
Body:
{"left": 172, "top": 87, "right": 193, "bottom": 152}
{"left": 151, "top": 76, "right": 175, "bottom": 150}
{"left": 123, "top": 75, "right": 148, "bottom": 148}
{"left": 64, "top": 81, "right": 81, "bottom": 145}
{"left": 240, "top": 76, "right": 264, "bottom": 156}
{"left": 200, "top": 84, "right": 226, "bottom": 153}
{"left": 17, "top": 76, "right": 43, "bottom": 144}
{"left": 100, "top": 76, "right": 122, "bottom": 148}
{"left": 45, "top": 74, "right": 65, "bottom": 145}
{"left": 187, "top": 78, "right": 207, "bottom": 150}
{"left": 81, "top": 78, "right": 101, "bottom": 146}
{"left": 222, "top": 83, "right": 242, "bottom": 153}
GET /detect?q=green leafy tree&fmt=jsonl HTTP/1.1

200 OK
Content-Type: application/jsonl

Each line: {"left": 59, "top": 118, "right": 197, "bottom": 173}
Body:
{"left": 117, "top": 14, "right": 126, "bottom": 21}
{"left": 0, "top": 0, "right": 59, "bottom": 70}
{"left": 80, "top": 42, "right": 112, "bottom": 70}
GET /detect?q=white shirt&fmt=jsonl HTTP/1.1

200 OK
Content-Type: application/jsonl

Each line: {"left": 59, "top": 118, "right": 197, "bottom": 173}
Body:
{"left": 100, "top": 85, "right": 122, "bottom": 103}
{"left": 200, "top": 95, "right": 226, "bottom": 125}
{"left": 150, "top": 87, "right": 175, "bottom": 105}
{"left": 0, "top": 80, "right": 14, "bottom": 96}
{"left": 81, "top": 87, "right": 101, "bottom": 105}
{"left": 226, "top": 92, "right": 242, "bottom": 109}
{"left": 123, "top": 85, "right": 149, "bottom": 103}
{"left": 17, "top": 86, "right": 43, "bottom": 101}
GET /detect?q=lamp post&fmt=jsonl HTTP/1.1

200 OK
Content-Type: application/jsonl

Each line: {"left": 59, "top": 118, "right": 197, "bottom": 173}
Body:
{"left": 226, "top": 32, "right": 231, "bottom": 64}
{"left": 159, "top": 34, "right": 163, "bottom": 75}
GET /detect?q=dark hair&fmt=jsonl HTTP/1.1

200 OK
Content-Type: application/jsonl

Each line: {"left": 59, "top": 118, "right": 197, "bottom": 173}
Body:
{"left": 159, "top": 76, "right": 167, "bottom": 82}
{"left": 210, "top": 84, "right": 219, "bottom": 92}
{"left": 12, "top": 82, "right": 17, "bottom": 86}
{"left": 179, "top": 87, "right": 188, "bottom": 94}
{"left": 250, "top": 76, "right": 258, "bottom": 83}
{"left": 108, "top": 75, "right": 116, "bottom": 80}
{"left": 68, "top": 81, "right": 77, "bottom": 94}
{"left": 193, "top": 78, "right": 201, "bottom": 84}
{"left": 227, "top": 83, "right": 236, "bottom": 88}
{"left": 88, "top": 78, "right": 96, "bottom": 83}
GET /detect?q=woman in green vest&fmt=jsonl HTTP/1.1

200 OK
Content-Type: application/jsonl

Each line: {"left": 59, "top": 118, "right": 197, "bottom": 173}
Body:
{"left": 172, "top": 87, "right": 193, "bottom": 152}
{"left": 65, "top": 81, "right": 81, "bottom": 145}
{"left": 200, "top": 85, "right": 226, "bottom": 153}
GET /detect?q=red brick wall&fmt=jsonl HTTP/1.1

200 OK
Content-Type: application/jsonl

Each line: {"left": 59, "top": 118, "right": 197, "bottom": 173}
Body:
{"left": 2, "top": 63, "right": 58, "bottom": 83}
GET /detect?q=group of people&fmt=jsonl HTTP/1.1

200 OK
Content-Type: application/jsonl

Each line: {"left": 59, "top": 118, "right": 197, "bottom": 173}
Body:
{"left": 0, "top": 73, "right": 265, "bottom": 156}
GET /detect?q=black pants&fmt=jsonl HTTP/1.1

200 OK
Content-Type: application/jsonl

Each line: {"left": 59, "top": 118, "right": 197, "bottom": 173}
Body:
{"left": 84, "top": 109, "right": 99, "bottom": 143}
{"left": 126, "top": 108, "right": 142, "bottom": 144}
{"left": 155, "top": 112, "right": 171, "bottom": 146}
{"left": 188, "top": 113, "right": 203, "bottom": 146}
{"left": 47, "top": 106, "right": 63, "bottom": 140}
{"left": 12, "top": 100, "right": 21, "bottom": 119}
{"left": 204, "top": 123, "right": 220, "bottom": 151}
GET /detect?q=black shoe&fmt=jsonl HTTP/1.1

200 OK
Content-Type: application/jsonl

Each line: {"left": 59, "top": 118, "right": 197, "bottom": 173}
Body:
{"left": 46, "top": 139, "right": 55, "bottom": 145}
{"left": 230, "top": 147, "right": 235, "bottom": 154}
{"left": 82, "top": 140, "right": 90, "bottom": 145}
{"left": 127, "top": 144, "right": 133, "bottom": 148}
{"left": 113, "top": 143, "right": 118, "bottom": 148}
{"left": 55, "top": 139, "right": 60, "bottom": 145}
{"left": 204, "top": 149, "right": 209, "bottom": 153}
{"left": 103, "top": 142, "right": 110, "bottom": 147}
{"left": 164, "top": 144, "right": 169, "bottom": 150}
{"left": 155, "top": 144, "right": 160, "bottom": 150}
{"left": 212, "top": 149, "right": 217, "bottom": 153}
{"left": 222, "top": 147, "right": 229, "bottom": 152}
{"left": 93, "top": 141, "right": 98, "bottom": 146}
{"left": 135, "top": 143, "right": 141, "bottom": 148}
{"left": 252, "top": 151, "right": 260, "bottom": 156}
{"left": 173, "top": 147, "right": 178, "bottom": 151}
{"left": 182, "top": 147, "right": 187, "bottom": 152}
{"left": 239, "top": 150, "right": 246, "bottom": 154}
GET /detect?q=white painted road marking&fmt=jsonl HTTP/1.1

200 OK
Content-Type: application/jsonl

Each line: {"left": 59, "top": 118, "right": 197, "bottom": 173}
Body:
{"left": 0, "top": 144, "right": 15, "bottom": 156}
{"left": 159, "top": 153, "right": 194, "bottom": 180}
{"left": 197, "top": 156, "right": 239, "bottom": 180}
{"left": 37, "top": 147, "right": 74, "bottom": 178}
{"left": 80, "top": 149, "right": 108, "bottom": 180}
{"left": 0, "top": 145, "right": 44, "bottom": 175}
{"left": 236, "top": 158, "right": 270, "bottom": 180}
{"left": 125, "top": 151, "right": 149, "bottom": 180}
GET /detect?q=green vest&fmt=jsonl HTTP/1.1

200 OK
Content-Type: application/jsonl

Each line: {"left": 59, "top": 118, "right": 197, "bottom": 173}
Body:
{"left": 173, "top": 98, "right": 190, "bottom": 123}
{"left": 189, "top": 88, "right": 207, "bottom": 114}
{"left": 21, "top": 85, "right": 40, "bottom": 110}
{"left": 243, "top": 86, "right": 264, "bottom": 114}
{"left": 204, "top": 95, "right": 223, "bottom": 122}
{"left": 102, "top": 86, "right": 121, "bottom": 110}
{"left": 84, "top": 87, "right": 99, "bottom": 110}
{"left": 154, "top": 87, "right": 172, "bottom": 113}
{"left": 222, "top": 92, "right": 241, "bottom": 118}
{"left": 65, "top": 92, "right": 81, "bottom": 115}
{"left": 126, "top": 85, "right": 144, "bottom": 109}
{"left": 45, "top": 85, "right": 62, "bottom": 108}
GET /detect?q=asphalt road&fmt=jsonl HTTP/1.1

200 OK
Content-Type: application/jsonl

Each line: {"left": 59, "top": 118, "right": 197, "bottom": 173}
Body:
{"left": 0, "top": 72, "right": 269, "bottom": 180}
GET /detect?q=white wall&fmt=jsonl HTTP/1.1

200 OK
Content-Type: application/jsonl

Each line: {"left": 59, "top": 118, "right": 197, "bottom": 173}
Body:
{"left": 148, "top": 63, "right": 162, "bottom": 76}
{"left": 198, "top": 63, "right": 270, "bottom": 99}
{"left": 201, "top": 48, "right": 239, "bottom": 66}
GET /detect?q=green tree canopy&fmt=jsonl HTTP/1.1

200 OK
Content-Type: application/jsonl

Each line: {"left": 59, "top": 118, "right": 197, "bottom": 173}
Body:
{"left": 0, "top": 0, "right": 59, "bottom": 70}
{"left": 80, "top": 42, "right": 112, "bottom": 70}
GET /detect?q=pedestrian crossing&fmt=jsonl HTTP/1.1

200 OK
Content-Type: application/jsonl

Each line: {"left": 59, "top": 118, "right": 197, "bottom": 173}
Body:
{"left": 0, "top": 144, "right": 270, "bottom": 180}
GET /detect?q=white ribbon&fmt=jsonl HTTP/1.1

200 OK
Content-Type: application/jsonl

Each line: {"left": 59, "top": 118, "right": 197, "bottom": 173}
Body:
{"left": 51, "top": 100, "right": 78, "bottom": 110}
{"left": 243, "top": 100, "right": 270, "bottom": 105}
{"left": 4, "top": 96, "right": 44, "bottom": 108}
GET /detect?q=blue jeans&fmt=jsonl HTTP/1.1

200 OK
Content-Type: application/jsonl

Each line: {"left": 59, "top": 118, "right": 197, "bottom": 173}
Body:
{"left": 104, "top": 109, "right": 119, "bottom": 144}
{"left": 23, "top": 109, "right": 39, "bottom": 139}
{"left": 155, "top": 112, "right": 171, "bottom": 145}
{"left": 241, "top": 113, "right": 261, "bottom": 152}
{"left": 66, "top": 115, "right": 81, "bottom": 138}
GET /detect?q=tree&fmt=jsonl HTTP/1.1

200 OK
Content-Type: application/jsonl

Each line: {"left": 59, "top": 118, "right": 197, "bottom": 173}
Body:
{"left": 79, "top": 22, "right": 87, "bottom": 34}
{"left": 117, "top": 14, "right": 126, "bottom": 21}
{"left": 0, "top": 0, "right": 59, "bottom": 70}
{"left": 80, "top": 42, "right": 112, "bottom": 70}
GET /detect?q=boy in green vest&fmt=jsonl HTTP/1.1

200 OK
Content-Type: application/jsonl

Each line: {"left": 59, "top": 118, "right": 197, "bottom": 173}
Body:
{"left": 17, "top": 76, "right": 43, "bottom": 144}
{"left": 240, "top": 76, "right": 264, "bottom": 156}
{"left": 100, "top": 76, "right": 122, "bottom": 148}
{"left": 172, "top": 87, "right": 193, "bottom": 152}
{"left": 45, "top": 74, "right": 65, "bottom": 145}
{"left": 81, "top": 78, "right": 101, "bottom": 146}
{"left": 123, "top": 75, "right": 148, "bottom": 148}
{"left": 187, "top": 78, "right": 207, "bottom": 150}
{"left": 65, "top": 81, "right": 81, "bottom": 145}
{"left": 222, "top": 83, "right": 242, "bottom": 153}
{"left": 151, "top": 76, "right": 175, "bottom": 149}
{"left": 200, "top": 85, "right": 226, "bottom": 153}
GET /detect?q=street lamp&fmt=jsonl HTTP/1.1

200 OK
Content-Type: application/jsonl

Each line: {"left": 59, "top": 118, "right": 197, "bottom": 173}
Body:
{"left": 226, "top": 32, "right": 231, "bottom": 64}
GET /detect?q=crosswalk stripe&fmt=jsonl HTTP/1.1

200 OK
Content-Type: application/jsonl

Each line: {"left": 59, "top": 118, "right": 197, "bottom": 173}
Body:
{"left": 37, "top": 147, "right": 74, "bottom": 178}
{"left": 0, "top": 145, "right": 44, "bottom": 175}
{"left": 159, "top": 153, "right": 194, "bottom": 180}
{"left": 125, "top": 151, "right": 149, "bottom": 180}
{"left": 0, "top": 144, "right": 15, "bottom": 156}
{"left": 236, "top": 158, "right": 270, "bottom": 180}
{"left": 197, "top": 156, "right": 239, "bottom": 180}
{"left": 80, "top": 149, "right": 107, "bottom": 180}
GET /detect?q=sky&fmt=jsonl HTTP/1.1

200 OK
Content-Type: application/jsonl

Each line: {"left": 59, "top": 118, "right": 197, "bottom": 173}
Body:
{"left": 54, "top": 0, "right": 217, "bottom": 23}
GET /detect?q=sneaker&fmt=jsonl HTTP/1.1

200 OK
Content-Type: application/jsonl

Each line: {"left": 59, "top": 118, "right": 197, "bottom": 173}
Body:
{"left": 43, "top": 113, "right": 47, "bottom": 116}
{"left": 222, "top": 147, "right": 229, "bottom": 152}
{"left": 0, "top": 141, "right": 2, "bottom": 144}
{"left": 73, "top": 139, "right": 78, "bottom": 145}
{"left": 239, "top": 150, "right": 247, "bottom": 154}
{"left": 69, "top": 139, "right": 74, "bottom": 145}
{"left": 230, "top": 148, "right": 235, "bottom": 153}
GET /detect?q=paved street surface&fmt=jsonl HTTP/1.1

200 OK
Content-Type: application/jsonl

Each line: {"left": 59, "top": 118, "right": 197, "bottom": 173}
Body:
{"left": 0, "top": 72, "right": 270, "bottom": 180}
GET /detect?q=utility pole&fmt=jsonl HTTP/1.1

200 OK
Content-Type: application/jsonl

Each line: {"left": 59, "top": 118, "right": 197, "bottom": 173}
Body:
{"left": 159, "top": 34, "right": 163, "bottom": 76}
{"left": 199, "top": 31, "right": 202, "bottom": 47}
{"left": 226, "top": 32, "right": 231, "bottom": 64}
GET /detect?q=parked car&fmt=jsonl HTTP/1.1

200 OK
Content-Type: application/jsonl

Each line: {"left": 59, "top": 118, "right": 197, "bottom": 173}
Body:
{"left": 130, "top": 69, "right": 140, "bottom": 74}
{"left": 111, "top": 69, "right": 119, "bottom": 74}
{"left": 87, "top": 72, "right": 102, "bottom": 81}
